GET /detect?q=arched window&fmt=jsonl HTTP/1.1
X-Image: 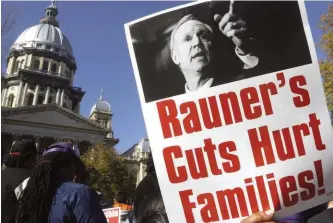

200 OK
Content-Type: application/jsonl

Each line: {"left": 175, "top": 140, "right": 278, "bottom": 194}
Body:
{"left": 51, "top": 63, "right": 57, "bottom": 73}
{"left": 34, "top": 60, "right": 40, "bottom": 69}
{"left": 37, "top": 95, "right": 44, "bottom": 105}
{"left": 27, "top": 94, "right": 34, "bottom": 106}
{"left": 65, "top": 68, "right": 70, "bottom": 77}
{"left": 13, "top": 60, "right": 19, "bottom": 73}
{"left": 42, "top": 61, "right": 49, "bottom": 71}
{"left": 7, "top": 94, "right": 15, "bottom": 107}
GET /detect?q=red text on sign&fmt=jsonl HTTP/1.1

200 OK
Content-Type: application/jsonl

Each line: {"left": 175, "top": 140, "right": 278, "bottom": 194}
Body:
{"left": 179, "top": 160, "right": 324, "bottom": 223}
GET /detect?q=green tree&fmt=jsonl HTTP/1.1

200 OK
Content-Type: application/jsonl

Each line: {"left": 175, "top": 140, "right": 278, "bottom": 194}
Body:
{"left": 81, "top": 143, "right": 136, "bottom": 201}
{"left": 319, "top": 4, "right": 333, "bottom": 120}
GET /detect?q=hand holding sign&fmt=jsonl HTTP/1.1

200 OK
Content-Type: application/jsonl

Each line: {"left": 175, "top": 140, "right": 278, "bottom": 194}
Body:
{"left": 214, "top": 0, "right": 251, "bottom": 55}
{"left": 241, "top": 210, "right": 277, "bottom": 223}
{"left": 328, "top": 201, "right": 333, "bottom": 209}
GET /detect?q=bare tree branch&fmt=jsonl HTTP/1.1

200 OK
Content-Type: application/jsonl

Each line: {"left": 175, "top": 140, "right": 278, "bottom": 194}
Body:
{"left": 1, "top": 8, "right": 18, "bottom": 73}
{"left": 1, "top": 14, "right": 15, "bottom": 37}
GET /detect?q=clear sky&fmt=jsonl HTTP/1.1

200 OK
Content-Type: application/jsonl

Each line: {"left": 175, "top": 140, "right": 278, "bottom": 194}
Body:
{"left": 1, "top": 1, "right": 331, "bottom": 152}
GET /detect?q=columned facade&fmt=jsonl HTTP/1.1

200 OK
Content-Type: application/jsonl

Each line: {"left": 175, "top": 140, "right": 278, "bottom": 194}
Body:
{"left": 1, "top": 132, "right": 92, "bottom": 160}
{"left": 121, "top": 139, "right": 150, "bottom": 186}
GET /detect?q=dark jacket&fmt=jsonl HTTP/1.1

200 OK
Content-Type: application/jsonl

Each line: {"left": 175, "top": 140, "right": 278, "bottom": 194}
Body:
{"left": 1, "top": 167, "right": 33, "bottom": 223}
{"left": 307, "top": 208, "right": 333, "bottom": 223}
{"left": 49, "top": 181, "right": 107, "bottom": 223}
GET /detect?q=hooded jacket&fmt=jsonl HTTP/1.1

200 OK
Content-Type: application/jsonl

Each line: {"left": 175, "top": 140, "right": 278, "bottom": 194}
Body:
{"left": 1, "top": 167, "right": 33, "bottom": 223}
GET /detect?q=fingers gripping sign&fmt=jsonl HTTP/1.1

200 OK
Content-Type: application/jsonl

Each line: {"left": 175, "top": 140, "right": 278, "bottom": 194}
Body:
{"left": 240, "top": 210, "right": 277, "bottom": 223}
{"left": 213, "top": 0, "right": 250, "bottom": 54}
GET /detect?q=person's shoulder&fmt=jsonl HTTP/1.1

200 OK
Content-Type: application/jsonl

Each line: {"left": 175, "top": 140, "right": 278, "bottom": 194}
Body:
{"left": 1, "top": 168, "right": 32, "bottom": 186}
{"left": 60, "top": 182, "right": 98, "bottom": 201}
{"left": 2, "top": 167, "right": 31, "bottom": 175}
{"left": 61, "top": 181, "right": 90, "bottom": 189}
{"left": 60, "top": 182, "right": 92, "bottom": 193}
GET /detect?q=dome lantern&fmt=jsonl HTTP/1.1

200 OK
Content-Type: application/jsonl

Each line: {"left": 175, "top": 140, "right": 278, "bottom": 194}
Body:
{"left": 40, "top": 0, "right": 59, "bottom": 28}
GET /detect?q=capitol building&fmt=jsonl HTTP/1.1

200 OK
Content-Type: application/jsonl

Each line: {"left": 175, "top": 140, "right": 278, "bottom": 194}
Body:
{"left": 1, "top": 1, "right": 119, "bottom": 158}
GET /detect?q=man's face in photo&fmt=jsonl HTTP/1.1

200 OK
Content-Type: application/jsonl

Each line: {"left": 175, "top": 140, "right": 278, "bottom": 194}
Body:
{"left": 172, "top": 20, "right": 213, "bottom": 75}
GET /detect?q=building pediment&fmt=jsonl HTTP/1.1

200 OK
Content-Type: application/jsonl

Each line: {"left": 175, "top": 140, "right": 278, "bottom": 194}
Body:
{"left": 1, "top": 104, "right": 109, "bottom": 133}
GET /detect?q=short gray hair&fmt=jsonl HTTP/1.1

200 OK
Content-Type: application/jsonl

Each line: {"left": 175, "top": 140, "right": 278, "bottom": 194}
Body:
{"left": 169, "top": 14, "right": 213, "bottom": 51}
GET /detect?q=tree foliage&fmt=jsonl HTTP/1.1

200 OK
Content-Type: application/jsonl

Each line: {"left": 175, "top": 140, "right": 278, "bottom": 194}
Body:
{"left": 81, "top": 144, "right": 136, "bottom": 201}
{"left": 319, "top": 5, "right": 333, "bottom": 115}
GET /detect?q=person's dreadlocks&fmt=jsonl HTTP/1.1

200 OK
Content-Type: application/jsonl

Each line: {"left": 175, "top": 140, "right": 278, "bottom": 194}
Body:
{"left": 15, "top": 151, "right": 88, "bottom": 223}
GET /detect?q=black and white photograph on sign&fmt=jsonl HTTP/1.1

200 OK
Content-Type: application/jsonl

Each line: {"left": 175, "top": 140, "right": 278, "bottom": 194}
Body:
{"left": 128, "top": 1, "right": 312, "bottom": 103}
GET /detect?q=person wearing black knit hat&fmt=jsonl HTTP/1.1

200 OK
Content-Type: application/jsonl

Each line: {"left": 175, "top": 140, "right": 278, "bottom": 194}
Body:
{"left": 1, "top": 139, "right": 37, "bottom": 223}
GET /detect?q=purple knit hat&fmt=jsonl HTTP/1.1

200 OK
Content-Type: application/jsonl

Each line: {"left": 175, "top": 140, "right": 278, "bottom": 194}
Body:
{"left": 43, "top": 142, "right": 80, "bottom": 157}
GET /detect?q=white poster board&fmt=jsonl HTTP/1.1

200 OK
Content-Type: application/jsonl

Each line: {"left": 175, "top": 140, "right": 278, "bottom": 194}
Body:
{"left": 103, "top": 207, "right": 121, "bottom": 223}
{"left": 125, "top": 1, "right": 333, "bottom": 222}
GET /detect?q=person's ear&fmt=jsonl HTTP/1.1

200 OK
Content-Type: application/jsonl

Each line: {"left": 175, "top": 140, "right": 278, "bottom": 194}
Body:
{"left": 171, "top": 50, "right": 179, "bottom": 65}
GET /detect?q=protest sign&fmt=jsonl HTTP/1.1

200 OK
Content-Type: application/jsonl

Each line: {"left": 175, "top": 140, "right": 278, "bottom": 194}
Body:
{"left": 125, "top": 0, "right": 333, "bottom": 222}
{"left": 103, "top": 207, "right": 120, "bottom": 223}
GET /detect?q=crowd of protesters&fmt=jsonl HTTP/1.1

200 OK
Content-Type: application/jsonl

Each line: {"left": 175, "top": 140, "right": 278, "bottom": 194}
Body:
{"left": 2, "top": 139, "right": 333, "bottom": 223}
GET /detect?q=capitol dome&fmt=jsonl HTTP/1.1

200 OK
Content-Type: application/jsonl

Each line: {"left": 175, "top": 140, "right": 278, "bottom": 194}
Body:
{"left": 137, "top": 138, "right": 150, "bottom": 153}
{"left": 8, "top": 1, "right": 75, "bottom": 63}
{"left": 10, "top": 24, "right": 73, "bottom": 56}
{"left": 90, "top": 89, "right": 111, "bottom": 115}
{"left": 90, "top": 100, "right": 111, "bottom": 114}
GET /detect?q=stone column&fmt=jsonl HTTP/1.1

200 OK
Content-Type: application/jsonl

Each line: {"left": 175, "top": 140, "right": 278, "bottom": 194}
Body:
{"left": 59, "top": 62, "right": 65, "bottom": 75}
{"left": 10, "top": 57, "right": 16, "bottom": 74}
{"left": 1, "top": 88, "right": 8, "bottom": 105}
{"left": 44, "top": 86, "right": 50, "bottom": 104}
{"left": 56, "top": 88, "right": 60, "bottom": 104}
{"left": 2, "top": 88, "right": 8, "bottom": 106}
{"left": 47, "top": 60, "right": 52, "bottom": 73}
{"left": 107, "top": 119, "right": 111, "bottom": 129}
{"left": 32, "top": 84, "right": 40, "bottom": 105}
{"left": 60, "top": 89, "right": 65, "bottom": 106}
{"left": 7, "top": 57, "right": 13, "bottom": 74}
{"left": 27, "top": 54, "right": 33, "bottom": 68}
{"left": 21, "top": 82, "right": 28, "bottom": 105}
{"left": 15, "top": 81, "right": 24, "bottom": 106}
{"left": 39, "top": 58, "right": 44, "bottom": 70}
{"left": 24, "top": 54, "right": 29, "bottom": 67}
{"left": 1, "top": 89, "right": 4, "bottom": 105}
